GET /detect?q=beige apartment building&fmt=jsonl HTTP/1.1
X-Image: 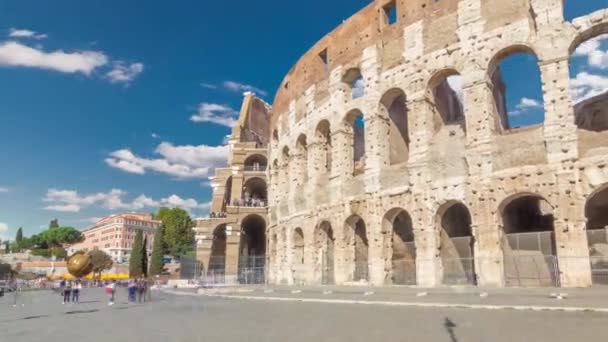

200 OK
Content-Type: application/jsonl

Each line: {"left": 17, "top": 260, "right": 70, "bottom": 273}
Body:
{"left": 70, "top": 213, "right": 161, "bottom": 263}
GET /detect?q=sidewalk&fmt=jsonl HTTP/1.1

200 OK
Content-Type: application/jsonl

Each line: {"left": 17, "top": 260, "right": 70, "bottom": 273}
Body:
{"left": 193, "top": 285, "right": 608, "bottom": 312}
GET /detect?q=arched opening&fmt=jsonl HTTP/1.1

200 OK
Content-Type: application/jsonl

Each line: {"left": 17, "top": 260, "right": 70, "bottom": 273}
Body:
{"left": 344, "top": 110, "right": 366, "bottom": 176}
{"left": 500, "top": 194, "right": 558, "bottom": 287}
{"left": 585, "top": 185, "right": 608, "bottom": 284}
{"left": 489, "top": 48, "right": 545, "bottom": 131}
{"left": 244, "top": 154, "right": 267, "bottom": 171}
{"left": 208, "top": 224, "right": 227, "bottom": 283}
{"left": 564, "top": 0, "right": 607, "bottom": 22}
{"left": 242, "top": 177, "right": 267, "bottom": 207}
{"left": 430, "top": 70, "right": 465, "bottom": 131}
{"left": 380, "top": 88, "right": 409, "bottom": 165}
{"left": 383, "top": 208, "right": 416, "bottom": 285}
{"left": 343, "top": 68, "right": 364, "bottom": 99}
{"left": 570, "top": 29, "right": 608, "bottom": 158}
{"left": 315, "top": 120, "right": 332, "bottom": 173}
{"left": 437, "top": 202, "right": 476, "bottom": 285}
{"left": 279, "top": 146, "right": 290, "bottom": 195}
{"left": 296, "top": 134, "right": 308, "bottom": 182}
{"left": 292, "top": 228, "right": 305, "bottom": 284}
{"left": 239, "top": 214, "right": 266, "bottom": 284}
{"left": 272, "top": 129, "right": 279, "bottom": 143}
{"left": 315, "top": 221, "right": 335, "bottom": 284}
{"left": 222, "top": 176, "right": 232, "bottom": 212}
{"left": 344, "top": 215, "right": 369, "bottom": 282}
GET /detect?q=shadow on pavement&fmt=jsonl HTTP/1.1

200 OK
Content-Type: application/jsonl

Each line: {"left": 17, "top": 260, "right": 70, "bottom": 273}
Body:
{"left": 22, "top": 315, "right": 49, "bottom": 320}
{"left": 444, "top": 317, "right": 458, "bottom": 342}
{"left": 66, "top": 309, "right": 99, "bottom": 315}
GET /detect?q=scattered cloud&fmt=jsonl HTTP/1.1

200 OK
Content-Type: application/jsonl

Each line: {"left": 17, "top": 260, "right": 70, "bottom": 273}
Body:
{"left": 0, "top": 187, "right": 9, "bottom": 193}
{"left": 43, "top": 188, "right": 208, "bottom": 213}
{"left": 0, "top": 222, "right": 9, "bottom": 241}
{"left": 190, "top": 102, "right": 238, "bottom": 127}
{"left": 105, "top": 61, "right": 144, "bottom": 84}
{"left": 151, "top": 133, "right": 160, "bottom": 139}
{"left": 0, "top": 41, "right": 108, "bottom": 75}
{"left": 509, "top": 97, "right": 543, "bottom": 116}
{"left": 222, "top": 81, "right": 267, "bottom": 96}
{"left": 9, "top": 28, "right": 47, "bottom": 40}
{"left": 105, "top": 141, "right": 229, "bottom": 179}
{"left": 570, "top": 72, "right": 608, "bottom": 103}
{"left": 573, "top": 34, "right": 608, "bottom": 70}
{"left": 201, "top": 80, "right": 267, "bottom": 96}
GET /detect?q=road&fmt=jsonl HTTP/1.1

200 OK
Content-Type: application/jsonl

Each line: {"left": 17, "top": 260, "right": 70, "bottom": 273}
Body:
{"left": 1, "top": 288, "right": 607, "bottom": 342}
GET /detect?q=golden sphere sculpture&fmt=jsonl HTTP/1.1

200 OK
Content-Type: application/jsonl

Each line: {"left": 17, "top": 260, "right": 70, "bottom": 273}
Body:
{"left": 67, "top": 251, "right": 94, "bottom": 278}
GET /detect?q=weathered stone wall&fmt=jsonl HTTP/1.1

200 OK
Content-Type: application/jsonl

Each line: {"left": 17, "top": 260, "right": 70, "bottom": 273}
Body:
{"left": 267, "top": 0, "right": 608, "bottom": 287}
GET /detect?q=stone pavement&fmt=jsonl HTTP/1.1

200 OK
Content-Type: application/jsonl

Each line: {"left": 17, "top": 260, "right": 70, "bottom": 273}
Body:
{"left": 2, "top": 288, "right": 608, "bottom": 342}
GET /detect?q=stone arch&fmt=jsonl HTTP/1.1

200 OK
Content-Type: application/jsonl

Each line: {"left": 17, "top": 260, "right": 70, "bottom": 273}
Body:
{"left": 242, "top": 177, "right": 267, "bottom": 206}
{"left": 244, "top": 154, "right": 267, "bottom": 171}
{"left": 427, "top": 68, "right": 464, "bottom": 132}
{"left": 292, "top": 227, "right": 305, "bottom": 284}
{"left": 380, "top": 88, "right": 410, "bottom": 165}
{"left": 314, "top": 220, "right": 335, "bottom": 284}
{"left": 343, "top": 67, "right": 364, "bottom": 99}
{"left": 382, "top": 208, "right": 416, "bottom": 285}
{"left": 315, "top": 119, "right": 332, "bottom": 173}
{"left": 296, "top": 134, "right": 308, "bottom": 182}
{"left": 487, "top": 44, "right": 546, "bottom": 131}
{"left": 344, "top": 109, "right": 366, "bottom": 175}
{"left": 435, "top": 201, "right": 476, "bottom": 285}
{"left": 498, "top": 193, "right": 558, "bottom": 287}
{"left": 343, "top": 214, "right": 369, "bottom": 282}
{"left": 585, "top": 183, "right": 608, "bottom": 284}
{"left": 207, "top": 224, "right": 227, "bottom": 281}
{"left": 272, "top": 129, "right": 279, "bottom": 143}
{"left": 239, "top": 214, "right": 267, "bottom": 284}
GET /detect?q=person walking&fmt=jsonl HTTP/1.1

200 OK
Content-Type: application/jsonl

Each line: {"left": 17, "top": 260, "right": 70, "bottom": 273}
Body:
{"left": 62, "top": 280, "right": 72, "bottom": 305}
{"left": 72, "top": 280, "right": 82, "bottom": 303}
{"left": 137, "top": 279, "right": 147, "bottom": 303}
{"left": 105, "top": 280, "right": 116, "bottom": 306}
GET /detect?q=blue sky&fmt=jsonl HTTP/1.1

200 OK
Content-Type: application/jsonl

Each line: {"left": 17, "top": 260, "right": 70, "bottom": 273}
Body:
{"left": 0, "top": 0, "right": 606, "bottom": 241}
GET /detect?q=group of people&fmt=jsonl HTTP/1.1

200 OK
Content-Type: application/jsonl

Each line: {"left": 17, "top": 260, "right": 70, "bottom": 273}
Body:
{"left": 232, "top": 197, "right": 266, "bottom": 208}
{"left": 127, "top": 279, "right": 149, "bottom": 303}
{"left": 59, "top": 279, "right": 83, "bottom": 304}
{"left": 209, "top": 212, "right": 227, "bottom": 218}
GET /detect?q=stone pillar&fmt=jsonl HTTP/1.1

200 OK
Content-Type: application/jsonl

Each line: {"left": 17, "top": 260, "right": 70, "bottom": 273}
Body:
{"left": 230, "top": 172, "right": 244, "bottom": 205}
{"left": 366, "top": 204, "right": 385, "bottom": 286}
{"left": 224, "top": 225, "right": 241, "bottom": 284}
{"left": 196, "top": 239, "right": 213, "bottom": 275}
{"left": 413, "top": 205, "right": 441, "bottom": 287}
{"left": 331, "top": 127, "right": 354, "bottom": 180}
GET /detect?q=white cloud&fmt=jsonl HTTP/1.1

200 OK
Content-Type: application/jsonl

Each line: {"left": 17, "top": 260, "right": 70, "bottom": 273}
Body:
{"left": 570, "top": 71, "right": 608, "bottom": 103}
{"left": 9, "top": 28, "right": 47, "bottom": 40}
{"left": 222, "top": 81, "right": 267, "bottom": 96}
{"left": 0, "top": 222, "right": 9, "bottom": 241}
{"left": 200, "top": 82, "right": 218, "bottom": 89}
{"left": 105, "top": 142, "right": 229, "bottom": 180}
{"left": 105, "top": 61, "right": 144, "bottom": 84}
{"left": 0, "top": 187, "right": 9, "bottom": 193}
{"left": 508, "top": 97, "right": 543, "bottom": 116}
{"left": 573, "top": 34, "right": 608, "bottom": 70}
{"left": 43, "top": 188, "right": 208, "bottom": 213}
{"left": 0, "top": 41, "right": 108, "bottom": 75}
{"left": 151, "top": 133, "right": 160, "bottom": 139}
{"left": 190, "top": 102, "right": 238, "bottom": 127}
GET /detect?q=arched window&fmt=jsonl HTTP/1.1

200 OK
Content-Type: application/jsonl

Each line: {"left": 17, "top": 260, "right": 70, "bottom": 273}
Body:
{"left": 343, "top": 68, "right": 364, "bottom": 99}
{"left": 244, "top": 154, "right": 267, "bottom": 171}
{"left": 380, "top": 89, "right": 409, "bottom": 165}
{"left": 430, "top": 71, "right": 464, "bottom": 130}
{"left": 344, "top": 110, "right": 366, "bottom": 175}
{"left": 489, "top": 48, "right": 545, "bottom": 131}
{"left": 315, "top": 120, "right": 332, "bottom": 173}
{"left": 296, "top": 134, "right": 308, "bottom": 182}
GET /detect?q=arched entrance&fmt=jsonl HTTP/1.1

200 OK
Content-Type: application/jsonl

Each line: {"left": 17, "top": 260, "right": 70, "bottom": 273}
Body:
{"left": 239, "top": 214, "right": 266, "bottom": 284}
{"left": 292, "top": 228, "right": 305, "bottom": 284}
{"left": 344, "top": 215, "right": 369, "bottom": 282}
{"left": 315, "top": 221, "right": 335, "bottom": 285}
{"left": 242, "top": 177, "right": 267, "bottom": 207}
{"left": 500, "top": 194, "right": 558, "bottom": 287}
{"left": 437, "top": 202, "right": 476, "bottom": 285}
{"left": 207, "top": 224, "right": 227, "bottom": 283}
{"left": 244, "top": 154, "right": 267, "bottom": 171}
{"left": 585, "top": 185, "right": 608, "bottom": 284}
{"left": 383, "top": 208, "right": 416, "bottom": 285}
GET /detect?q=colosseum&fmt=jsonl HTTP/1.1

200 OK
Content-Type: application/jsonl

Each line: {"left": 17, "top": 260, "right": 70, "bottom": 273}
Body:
{"left": 196, "top": 0, "right": 608, "bottom": 288}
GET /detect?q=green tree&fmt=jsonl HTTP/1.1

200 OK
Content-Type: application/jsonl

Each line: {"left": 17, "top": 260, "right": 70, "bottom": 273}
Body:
{"left": 154, "top": 207, "right": 172, "bottom": 222}
{"left": 142, "top": 236, "right": 149, "bottom": 277}
{"left": 15, "top": 228, "right": 23, "bottom": 249}
{"left": 129, "top": 230, "right": 144, "bottom": 278}
{"left": 160, "top": 208, "right": 194, "bottom": 257}
{"left": 89, "top": 249, "right": 114, "bottom": 277}
{"left": 49, "top": 219, "right": 59, "bottom": 229}
{"left": 39, "top": 227, "right": 83, "bottom": 247}
{"left": 4, "top": 241, "right": 9, "bottom": 254}
{"left": 149, "top": 226, "right": 165, "bottom": 276}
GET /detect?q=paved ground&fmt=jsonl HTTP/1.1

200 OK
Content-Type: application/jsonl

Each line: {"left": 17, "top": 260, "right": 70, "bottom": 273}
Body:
{"left": 2, "top": 288, "right": 608, "bottom": 342}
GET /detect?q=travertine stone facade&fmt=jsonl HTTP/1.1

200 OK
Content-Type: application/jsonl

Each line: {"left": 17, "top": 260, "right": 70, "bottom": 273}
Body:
{"left": 267, "top": 0, "right": 608, "bottom": 287}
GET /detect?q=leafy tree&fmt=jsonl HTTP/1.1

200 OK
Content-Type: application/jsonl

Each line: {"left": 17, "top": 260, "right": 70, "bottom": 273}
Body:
{"left": 15, "top": 228, "right": 23, "bottom": 248}
{"left": 142, "top": 236, "right": 149, "bottom": 277}
{"left": 89, "top": 249, "right": 114, "bottom": 276}
{"left": 159, "top": 208, "right": 195, "bottom": 257}
{"left": 149, "top": 226, "right": 165, "bottom": 276}
{"left": 129, "top": 230, "right": 144, "bottom": 278}
{"left": 154, "top": 207, "right": 172, "bottom": 222}
{"left": 39, "top": 227, "right": 83, "bottom": 247}
{"left": 49, "top": 219, "right": 59, "bottom": 229}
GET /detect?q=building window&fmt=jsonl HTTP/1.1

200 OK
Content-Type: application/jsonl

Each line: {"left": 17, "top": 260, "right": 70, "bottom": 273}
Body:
{"left": 383, "top": 1, "right": 397, "bottom": 25}
{"left": 319, "top": 49, "right": 329, "bottom": 73}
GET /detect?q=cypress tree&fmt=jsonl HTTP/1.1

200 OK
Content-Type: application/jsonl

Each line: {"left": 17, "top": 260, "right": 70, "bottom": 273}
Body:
{"left": 15, "top": 228, "right": 23, "bottom": 249}
{"left": 142, "top": 236, "right": 149, "bottom": 278}
{"left": 129, "top": 230, "right": 144, "bottom": 278}
{"left": 149, "top": 226, "right": 165, "bottom": 276}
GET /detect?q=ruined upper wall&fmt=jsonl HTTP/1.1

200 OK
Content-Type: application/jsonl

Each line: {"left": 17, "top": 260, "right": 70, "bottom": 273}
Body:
{"left": 270, "top": 0, "right": 532, "bottom": 129}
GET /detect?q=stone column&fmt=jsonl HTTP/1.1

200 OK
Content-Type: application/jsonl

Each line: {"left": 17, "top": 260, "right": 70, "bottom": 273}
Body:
{"left": 224, "top": 226, "right": 241, "bottom": 284}
{"left": 331, "top": 127, "right": 354, "bottom": 180}
{"left": 366, "top": 203, "right": 386, "bottom": 286}
{"left": 230, "top": 171, "right": 244, "bottom": 205}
